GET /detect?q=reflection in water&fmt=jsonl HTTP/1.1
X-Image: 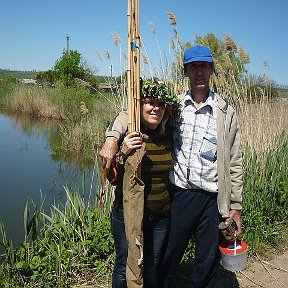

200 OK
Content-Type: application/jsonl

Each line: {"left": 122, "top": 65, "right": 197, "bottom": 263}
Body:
{"left": 8, "top": 111, "right": 59, "bottom": 136}
{"left": 0, "top": 112, "right": 101, "bottom": 246}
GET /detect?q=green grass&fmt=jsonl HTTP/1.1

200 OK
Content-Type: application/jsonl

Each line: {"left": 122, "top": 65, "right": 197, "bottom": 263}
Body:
{"left": 0, "top": 68, "right": 38, "bottom": 80}
{"left": 278, "top": 87, "right": 288, "bottom": 98}
{"left": 0, "top": 185, "right": 115, "bottom": 287}
{"left": 241, "top": 134, "right": 288, "bottom": 252}
{"left": 0, "top": 136, "right": 287, "bottom": 286}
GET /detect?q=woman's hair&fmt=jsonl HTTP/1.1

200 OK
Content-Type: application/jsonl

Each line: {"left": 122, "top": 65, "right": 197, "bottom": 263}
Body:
{"left": 140, "top": 79, "right": 180, "bottom": 133}
{"left": 159, "top": 108, "right": 170, "bottom": 133}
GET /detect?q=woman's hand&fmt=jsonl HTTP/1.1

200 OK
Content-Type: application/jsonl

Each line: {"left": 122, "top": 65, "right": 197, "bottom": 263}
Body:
{"left": 121, "top": 132, "right": 142, "bottom": 155}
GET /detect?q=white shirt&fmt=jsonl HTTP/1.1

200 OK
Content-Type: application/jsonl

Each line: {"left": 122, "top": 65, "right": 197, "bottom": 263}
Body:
{"left": 169, "top": 91, "right": 218, "bottom": 192}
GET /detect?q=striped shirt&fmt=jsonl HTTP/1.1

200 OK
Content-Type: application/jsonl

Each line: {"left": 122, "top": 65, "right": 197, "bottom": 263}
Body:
{"left": 169, "top": 91, "right": 218, "bottom": 192}
{"left": 113, "top": 126, "right": 173, "bottom": 215}
{"left": 142, "top": 130, "right": 172, "bottom": 215}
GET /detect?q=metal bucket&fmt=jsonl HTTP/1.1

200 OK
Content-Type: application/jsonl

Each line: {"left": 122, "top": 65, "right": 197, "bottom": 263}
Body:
{"left": 219, "top": 239, "right": 248, "bottom": 272}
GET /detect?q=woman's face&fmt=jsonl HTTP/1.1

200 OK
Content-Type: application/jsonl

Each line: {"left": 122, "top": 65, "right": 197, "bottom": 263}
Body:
{"left": 140, "top": 98, "right": 166, "bottom": 129}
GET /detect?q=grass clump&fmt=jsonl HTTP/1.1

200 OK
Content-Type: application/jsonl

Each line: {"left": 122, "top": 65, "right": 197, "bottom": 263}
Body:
{"left": 242, "top": 134, "right": 288, "bottom": 253}
{"left": 0, "top": 187, "right": 115, "bottom": 287}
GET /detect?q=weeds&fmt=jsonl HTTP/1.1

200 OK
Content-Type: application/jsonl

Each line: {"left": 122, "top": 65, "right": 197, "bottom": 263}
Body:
{"left": 0, "top": 186, "right": 115, "bottom": 287}
{"left": 242, "top": 134, "right": 288, "bottom": 253}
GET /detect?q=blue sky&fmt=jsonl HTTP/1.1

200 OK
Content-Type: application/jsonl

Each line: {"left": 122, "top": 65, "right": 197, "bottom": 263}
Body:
{"left": 1, "top": 0, "right": 287, "bottom": 85}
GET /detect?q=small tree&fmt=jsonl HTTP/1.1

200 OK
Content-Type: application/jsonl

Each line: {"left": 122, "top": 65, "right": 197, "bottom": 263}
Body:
{"left": 54, "top": 50, "right": 86, "bottom": 87}
{"left": 36, "top": 70, "right": 55, "bottom": 87}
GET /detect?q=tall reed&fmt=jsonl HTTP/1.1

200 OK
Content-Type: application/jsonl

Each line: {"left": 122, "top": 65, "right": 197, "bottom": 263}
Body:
{"left": 3, "top": 85, "right": 65, "bottom": 119}
{"left": 238, "top": 99, "right": 288, "bottom": 159}
{"left": 242, "top": 134, "right": 288, "bottom": 252}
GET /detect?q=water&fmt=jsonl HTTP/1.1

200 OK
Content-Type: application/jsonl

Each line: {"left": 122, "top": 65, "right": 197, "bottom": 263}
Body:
{"left": 0, "top": 112, "right": 100, "bottom": 246}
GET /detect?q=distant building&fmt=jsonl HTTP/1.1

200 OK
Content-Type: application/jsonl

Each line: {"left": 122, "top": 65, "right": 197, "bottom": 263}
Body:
{"left": 278, "top": 84, "right": 288, "bottom": 89}
{"left": 19, "top": 78, "right": 37, "bottom": 85}
{"left": 98, "top": 83, "right": 117, "bottom": 92}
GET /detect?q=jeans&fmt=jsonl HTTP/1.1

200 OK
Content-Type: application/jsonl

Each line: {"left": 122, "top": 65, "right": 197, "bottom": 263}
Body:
{"left": 160, "top": 185, "right": 222, "bottom": 288}
{"left": 110, "top": 208, "right": 170, "bottom": 288}
{"left": 110, "top": 209, "right": 128, "bottom": 288}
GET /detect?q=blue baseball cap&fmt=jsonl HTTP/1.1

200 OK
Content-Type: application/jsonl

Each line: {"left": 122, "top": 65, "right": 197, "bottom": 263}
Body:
{"left": 183, "top": 45, "right": 213, "bottom": 64}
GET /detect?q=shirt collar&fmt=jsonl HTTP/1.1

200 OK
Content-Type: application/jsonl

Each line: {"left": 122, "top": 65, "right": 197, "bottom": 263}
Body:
{"left": 184, "top": 90, "right": 217, "bottom": 109}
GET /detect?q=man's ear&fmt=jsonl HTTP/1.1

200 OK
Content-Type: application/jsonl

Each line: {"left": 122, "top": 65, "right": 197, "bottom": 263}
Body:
{"left": 210, "top": 62, "right": 215, "bottom": 74}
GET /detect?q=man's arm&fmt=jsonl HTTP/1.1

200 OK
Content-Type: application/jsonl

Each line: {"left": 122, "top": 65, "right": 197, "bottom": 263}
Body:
{"left": 106, "top": 111, "right": 128, "bottom": 139}
{"left": 228, "top": 109, "right": 243, "bottom": 235}
{"left": 99, "top": 111, "right": 129, "bottom": 169}
{"left": 229, "top": 111, "right": 243, "bottom": 208}
{"left": 99, "top": 136, "right": 119, "bottom": 169}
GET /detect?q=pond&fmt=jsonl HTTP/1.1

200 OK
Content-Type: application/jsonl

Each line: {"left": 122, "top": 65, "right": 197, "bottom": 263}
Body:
{"left": 0, "top": 112, "right": 101, "bottom": 246}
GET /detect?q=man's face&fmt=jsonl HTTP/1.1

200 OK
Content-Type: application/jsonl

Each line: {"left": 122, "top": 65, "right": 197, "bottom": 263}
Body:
{"left": 184, "top": 62, "right": 213, "bottom": 90}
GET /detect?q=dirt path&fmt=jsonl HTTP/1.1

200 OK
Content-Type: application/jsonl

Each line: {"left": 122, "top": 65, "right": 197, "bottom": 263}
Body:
{"left": 78, "top": 248, "right": 288, "bottom": 288}
{"left": 235, "top": 249, "right": 288, "bottom": 288}
{"left": 173, "top": 248, "right": 288, "bottom": 288}
{"left": 214, "top": 248, "right": 288, "bottom": 288}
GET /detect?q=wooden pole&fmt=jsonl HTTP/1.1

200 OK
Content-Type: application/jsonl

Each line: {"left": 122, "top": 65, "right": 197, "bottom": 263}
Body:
{"left": 127, "top": 0, "right": 140, "bottom": 132}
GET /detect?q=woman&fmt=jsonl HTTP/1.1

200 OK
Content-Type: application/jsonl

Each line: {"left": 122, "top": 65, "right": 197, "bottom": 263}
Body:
{"left": 109, "top": 80, "right": 178, "bottom": 288}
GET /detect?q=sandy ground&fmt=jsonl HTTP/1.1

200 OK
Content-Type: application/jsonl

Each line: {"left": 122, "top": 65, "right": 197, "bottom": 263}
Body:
{"left": 232, "top": 249, "right": 288, "bottom": 288}
{"left": 173, "top": 247, "right": 288, "bottom": 288}
{"left": 77, "top": 247, "right": 288, "bottom": 288}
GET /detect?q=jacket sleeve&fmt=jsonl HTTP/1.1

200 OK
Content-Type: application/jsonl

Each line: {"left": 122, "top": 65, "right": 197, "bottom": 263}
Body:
{"left": 106, "top": 110, "right": 129, "bottom": 140}
{"left": 229, "top": 110, "right": 243, "bottom": 210}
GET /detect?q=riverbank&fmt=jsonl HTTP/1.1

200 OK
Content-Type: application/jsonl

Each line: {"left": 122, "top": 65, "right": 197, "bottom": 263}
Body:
{"left": 0, "top": 82, "right": 287, "bottom": 287}
{"left": 0, "top": 82, "right": 121, "bottom": 162}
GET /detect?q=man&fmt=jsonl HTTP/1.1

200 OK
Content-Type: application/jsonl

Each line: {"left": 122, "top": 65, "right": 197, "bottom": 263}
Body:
{"left": 100, "top": 45, "right": 243, "bottom": 288}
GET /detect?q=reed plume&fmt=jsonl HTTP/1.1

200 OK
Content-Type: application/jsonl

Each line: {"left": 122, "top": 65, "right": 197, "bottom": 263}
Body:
{"left": 148, "top": 21, "right": 157, "bottom": 34}
{"left": 141, "top": 52, "right": 149, "bottom": 65}
{"left": 170, "top": 36, "right": 175, "bottom": 50}
{"left": 223, "top": 33, "right": 237, "bottom": 52}
{"left": 111, "top": 31, "right": 122, "bottom": 46}
{"left": 79, "top": 101, "right": 89, "bottom": 115}
{"left": 105, "top": 50, "right": 111, "bottom": 60}
{"left": 166, "top": 12, "right": 177, "bottom": 25}
{"left": 238, "top": 44, "right": 250, "bottom": 63}
{"left": 95, "top": 50, "right": 103, "bottom": 61}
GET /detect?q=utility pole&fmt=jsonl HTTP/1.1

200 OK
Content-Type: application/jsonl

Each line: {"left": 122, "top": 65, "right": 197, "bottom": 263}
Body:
{"left": 263, "top": 59, "right": 269, "bottom": 82}
{"left": 66, "top": 35, "right": 70, "bottom": 53}
{"left": 110, "top": 65, "right": 113, "bottom": 78}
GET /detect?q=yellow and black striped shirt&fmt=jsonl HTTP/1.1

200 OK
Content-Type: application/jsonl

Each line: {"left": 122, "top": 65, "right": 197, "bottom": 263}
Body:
{"left": 113, "top": 126, "right": 173, "bottom": 216}
{"left": 141, "top": 131, "right": 172, "bottom": 215}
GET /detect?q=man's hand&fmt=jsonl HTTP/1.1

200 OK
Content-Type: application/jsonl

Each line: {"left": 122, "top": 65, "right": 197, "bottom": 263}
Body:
{"left": 225, "top": 209, "right": 242, "bottom": 236}
{"left": 99, "top": 137, "right": 118, "bottom": 169}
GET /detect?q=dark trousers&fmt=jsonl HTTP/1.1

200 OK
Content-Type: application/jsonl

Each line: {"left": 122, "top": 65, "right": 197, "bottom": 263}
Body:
{"left": 160, "top": 185, "right": 222, "bottom": 288}
{"left": 110, "top": 208, "right": 170, "bottom": 288}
